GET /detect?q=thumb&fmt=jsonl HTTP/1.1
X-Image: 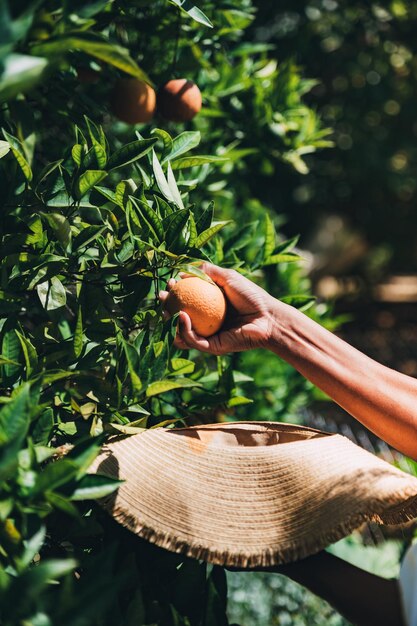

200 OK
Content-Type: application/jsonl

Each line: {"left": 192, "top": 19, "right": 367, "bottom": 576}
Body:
{"left": 199, "top": 262, "right": 235, "bottom": 288}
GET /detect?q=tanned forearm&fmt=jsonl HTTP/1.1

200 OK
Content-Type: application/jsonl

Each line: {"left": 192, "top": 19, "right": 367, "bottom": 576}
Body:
{"left": 268, "top": 302, "right": 417, "bottom": 459}
{"left": 273, "top": 551, "right": 404, "bottom": 626}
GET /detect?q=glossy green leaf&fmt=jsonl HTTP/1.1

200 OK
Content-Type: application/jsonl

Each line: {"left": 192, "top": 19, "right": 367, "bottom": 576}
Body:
{"left": 36, "top": 277, "right": 66, "bottom": 310}
{"left": 122, "top": 339, "right": 142, "bottom": 392}
{"left": 130, "top": 196, "right": 164, "bottom": 243}
{"left": 32, "top": 459, "right": 79, "bottom": 496}
{"left": 107, "top": 138, "right": 157, "bottom": 170}
{"left": 42, "top": 213, "right": 71, "bottom": 250}
{"left": 1, "top": 329, "right": 21, "bottom": 380}
{"left": 15, "top": 330, "right": 37, "bottom": 378}
{"left": 170, "top": 358, "right": 195, "bottom": 375}
{"left": 2, "top": 129, "right": 33, "bottom": 181}
{"left": 70, "top": 474, "right": 123, "bottom": 500}
{"left": 263, "top": 252, "right": 302, "bottom": 265}
{"left": 163, "top": 131, "right": 201, "bottom": 163}
{"left": 74, "top": 308, "right": 83, "bottom": 359}
{"left": 0, "top": 384, "right": 30, "bottom": 446}
{"left": 170, "top": 0, "right": 213, "bottom": 28}
{"left": 194, "top": 221, "right": 231, "bottom": 248}
{"left": 71, "top": 143, "right": 83, "bottom": 166}
{"left": 152, "top": 149, "right": 175, "bottom": 204}
{"left": 194, "top": 201, "right": 214, "bottom": 234}
{"left": 32, "top": 33, "right": 150, "bottom": 82}
{"left": 146, "top": 379, "right": 201, "bottom": 397}
{"left": 75, "top": 169, "right": 107, "bottom": 199}
{"left": 0, "top": 140, "right": 10, "bottom": 159}
{"left": 167, "top": 162, "right": 185, "bottom": 210}
{"left": 263, "top": 214, "right": 275, "bottom": 261}
{"left": 170, "top": 155, "right": 227, "bottom": 170}
{"left": 151, "top": 128, "right": 173, "bottom": 155}
{"left": 0, "top": 53, "right": 48, "bottom": 101}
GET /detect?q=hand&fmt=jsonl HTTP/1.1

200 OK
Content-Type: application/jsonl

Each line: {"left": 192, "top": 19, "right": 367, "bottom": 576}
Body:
{"left": 159, "top": 263, "right": 277, "bottom": 355}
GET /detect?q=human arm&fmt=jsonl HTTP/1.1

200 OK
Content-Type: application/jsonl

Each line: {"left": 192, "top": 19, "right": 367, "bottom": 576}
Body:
{"left": 258, "top": 551, "right": 404, "bottom": 626}
{"left": 159, "top": 263, "right": 417, "bottom": 459}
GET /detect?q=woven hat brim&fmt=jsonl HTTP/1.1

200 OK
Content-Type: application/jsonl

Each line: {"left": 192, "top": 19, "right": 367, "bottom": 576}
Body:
{"left": 89, "top": 421, "right": 417, "bottom": 568}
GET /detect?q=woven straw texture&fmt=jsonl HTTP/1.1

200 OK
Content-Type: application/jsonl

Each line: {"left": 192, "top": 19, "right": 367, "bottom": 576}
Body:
{"left": 89, "top": 421, "right": 417, "bottom": 567}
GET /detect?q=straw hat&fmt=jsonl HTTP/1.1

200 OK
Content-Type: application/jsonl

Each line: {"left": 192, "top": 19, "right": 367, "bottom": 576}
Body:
{"left": 89, "top": 421, "right": 417, "bottom": 568}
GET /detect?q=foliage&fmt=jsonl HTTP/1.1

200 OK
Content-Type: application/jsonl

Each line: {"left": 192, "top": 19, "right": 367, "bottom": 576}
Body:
{"left": 0, "top": 0, "right": 337, "bottom": 624}
{"left": 251, "top": 0, "right": 417, "bottom": 274}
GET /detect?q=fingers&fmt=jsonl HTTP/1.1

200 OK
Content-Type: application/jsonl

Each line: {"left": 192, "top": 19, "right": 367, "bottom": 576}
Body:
{"left": 177, "top": 311, "right": 211, "bottom": 352}
{"left": 198, "top": 262, "right": 233, "bottom": 288}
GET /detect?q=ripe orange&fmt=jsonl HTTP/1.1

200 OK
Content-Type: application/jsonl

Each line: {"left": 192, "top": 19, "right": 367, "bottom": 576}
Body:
{"left": 165, "top": 277, "right": 226, "bottom": 337}
{"left": 157, "top": 79, "right": 202, "bottom": 122}
{"left": 110, "top": 78, "right": 156, "bottom": 124}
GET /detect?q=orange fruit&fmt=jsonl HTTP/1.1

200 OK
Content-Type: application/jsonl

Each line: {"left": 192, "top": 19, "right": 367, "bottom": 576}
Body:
{"left": 165, "top": 277, "right": 226, "bottom": 337}
{"left": 110, "top": 78, "right": 156, "bottom": 124}
{"left": 157, "top": 79, "right": 202, "bottom": 122}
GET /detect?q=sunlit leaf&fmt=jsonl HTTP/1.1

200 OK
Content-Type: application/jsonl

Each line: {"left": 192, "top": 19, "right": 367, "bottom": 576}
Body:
{"left": 146, "top": 379, "right": 201, "bottom": 397}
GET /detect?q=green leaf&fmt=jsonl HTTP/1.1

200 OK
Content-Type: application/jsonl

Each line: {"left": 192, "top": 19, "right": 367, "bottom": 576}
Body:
{"left": 170, "top": 358, "right": 195, "bottom": 375}
{"left": 170, "top": 0, "right": 213, "bottom": 28}
{"left": 152, "top": 150, "right": 183, "bottom": 208}
{"left": 32, "top": 409, "right": 54, "bottom": 446}
{"left": 70, "top": 474, "right": 123, "bottom": 500}
{"left": 195, "top": 222, "right": 231, "bottom": 248}
{"left": 42, "top": 213, "right": 71, "bottom": 250}
{"left": 15, "top": 330, "right": 37, "bottom": 378}
{"left": 107, "top": 138, "right": 157, "bottom": 170}
{"left": 75, "top": 169, "right": 107, "bottom": 199}
{"left": 154, "top": 195, "right": 174, "bottom": 219}
{"left": 170, "top": 155, "right": 227, "bottom": 170}
{"left": 0, "top": 384, "right": 30, "bottom": 446}
{"left": 151, "top": 128, "right": 173, "bottom": 155}
{"left": 84, "top": 116, "right": 107, "bottom": 166}
{"left": 226, "top": 396, "right": 253, "bottom": 407}
{"left": 2, "top": 129, "right": 33, "bottom": 181}
{"left": 163, "top": 131, "right": 201, "bottom": 163}
{"left": 194, "top": 201, "right": 214, "bottom": 234}
{"left": 94, "top": 185, "right": 118, "bottom": 205}
{"left": 74, "top": 307, "right": 83, "bottom": 359}
{"left": 122, "top": 339, "right": 142, "bottom": 392}
{"left": 163, "top": 209, "right": 190, "bottom": 250}
{"left": 271, "top": 235, "right": 300, "bottom": 256}
{"left": 67, "top": 436, "right": 104, "bottom": 477}
{"left": 108, "top": 423, "right": 146, "bottom": 436}
{"left": 0, "top": 53, "right": 48, "bottom": 101}
{"left": 32, "top": 459, "right": 79, "bottom": 496}
{"left": 1, "top": 329, "right": 21, "bottom": 380}
{"left": 280, "top": 294, "right": 316, "bottom": 309}
{"left": 32, "top": 33, "right": 150, "bottom": 82}
{"left": 263, "top": 214, "right": 276, "bottom": 261}
{"left": 146, "top": 379, "right": 201, "bottom": 397}
{"left": 45, "top": 492, "right": 80, "bottom": 518}
{"left": 71, "top": 143, "right": 83, "bottom": 166}
{"left": 263, "top": 252, "right": 302, "bottom": 265}
{"left": 37, "top": 277, "right": 66, "bottom": 310}
{"left": 167, "top": 162, "right": 185, "bottom": 210}
{"left": 188, "top": 212, "right": 198, "bottom": 247}
{"left": 130, "top": 196, "right": 164, "bottom": 243}
{"left": 0, "top": 140, "right": 10, "bottom": 159}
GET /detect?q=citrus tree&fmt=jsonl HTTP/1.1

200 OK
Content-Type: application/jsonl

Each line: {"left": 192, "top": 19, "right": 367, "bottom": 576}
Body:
{"left": 0, "top": 1, "right": 336, "bottom": 624}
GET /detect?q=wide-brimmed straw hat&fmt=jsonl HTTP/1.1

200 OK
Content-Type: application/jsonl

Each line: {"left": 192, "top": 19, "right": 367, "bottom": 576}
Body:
{"left": 89, "top": 421, "right": 417, "bottom": 568}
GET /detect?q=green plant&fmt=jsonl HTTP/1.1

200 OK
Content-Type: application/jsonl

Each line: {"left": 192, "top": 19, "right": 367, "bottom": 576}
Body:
{"left": 0, "top": 1, "right": 337, "bottom": 623}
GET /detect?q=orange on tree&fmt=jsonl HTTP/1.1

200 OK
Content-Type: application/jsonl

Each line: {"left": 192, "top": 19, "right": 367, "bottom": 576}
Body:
{"left": 110, "top": 78, "right": 156, "bottom": 124}
{"left": 157, "top": 79, "right": 202, "bottom": 122}
{"left": 165, "top": 277, "right": 226, "bottom": 337}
